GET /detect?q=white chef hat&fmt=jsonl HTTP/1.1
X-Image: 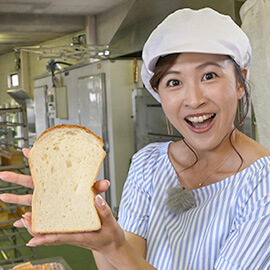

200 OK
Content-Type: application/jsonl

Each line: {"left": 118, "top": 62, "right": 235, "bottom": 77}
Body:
{"left": 141, "top": 7, "right": 252, "bottom": 102}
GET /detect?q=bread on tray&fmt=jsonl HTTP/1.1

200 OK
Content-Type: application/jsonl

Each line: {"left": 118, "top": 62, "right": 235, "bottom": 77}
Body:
{"left": 11, "top": 262, "right": 64, "bottom": 269}
{"left": 29, "top": 124, "right": 106, "bottom": 233}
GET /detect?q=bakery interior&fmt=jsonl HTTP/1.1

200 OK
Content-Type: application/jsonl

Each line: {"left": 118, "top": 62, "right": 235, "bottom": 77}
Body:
{"left": 0, "top": 0, "right": 269, "bottom": 269}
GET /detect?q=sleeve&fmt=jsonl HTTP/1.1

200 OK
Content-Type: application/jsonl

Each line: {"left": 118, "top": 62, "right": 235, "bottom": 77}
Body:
{"left": 117, "top": 149, "right": 153, "bottom": 239}
{"left": 215, "top": 163, "right": 270, "bottom": 270}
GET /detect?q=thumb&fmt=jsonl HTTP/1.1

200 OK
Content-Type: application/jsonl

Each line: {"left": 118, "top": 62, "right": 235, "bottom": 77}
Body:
{"left": 22, "top": 148, "right": 31, "bottom": 158}
{"left": 95, "top": 194, "right": 115, "bottom": 224}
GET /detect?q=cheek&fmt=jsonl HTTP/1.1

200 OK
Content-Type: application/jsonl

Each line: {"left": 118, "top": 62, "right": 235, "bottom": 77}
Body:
{"left": 160, "top": 94, "right": 181, "bottom": 116}
{"left": 160, "top": 100, "right": 178, "bottom": 126}
{"left": 160, "top": 100, "right": 184, "bottom": 132}
{"left": 212, "top": 82, "right": 239, "bottom": 106}
{"left": 217, "top": 90, "right": 239, "bottom": 121}
{"left": 161, "top": 101, "right": 175, "bottom": 119}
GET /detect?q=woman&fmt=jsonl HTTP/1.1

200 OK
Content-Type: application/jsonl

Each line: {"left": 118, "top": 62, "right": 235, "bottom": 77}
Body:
{"left": 0, "top": 7, "right": 269, "bottom": 270}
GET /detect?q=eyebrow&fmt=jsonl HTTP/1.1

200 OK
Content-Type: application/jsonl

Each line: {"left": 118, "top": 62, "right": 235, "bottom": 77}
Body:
{"left": 163, "top": 70, "right": 181, "bottom": 77}
{"left": 195, "top": 61, "right": 224, "bottom": 70}
{"left": 162, "top": 61, "right": 224, "bottom": 78}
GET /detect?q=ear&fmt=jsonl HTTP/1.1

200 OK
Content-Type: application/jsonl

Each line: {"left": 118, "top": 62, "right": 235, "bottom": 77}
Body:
{"left": 237, "top": 68, "right": 247, "bottom": 100}
{"left": 237, "top": 88, "right": 244, "bottom": 100}
{"left": 241, "top": 68, "right": 248, "bottom": 80}
{"left": 153, "top": 87, "right": 159, "bottom": 94}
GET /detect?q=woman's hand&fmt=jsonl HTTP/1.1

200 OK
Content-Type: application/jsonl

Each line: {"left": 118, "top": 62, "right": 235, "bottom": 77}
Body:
{"left": 13, "top": 193, "right": 130, "bottom": 269}
{"left": 17, "top": 199, "right": 154, "bottom": 270}
{"left": 19, "top": 195, "right": 125, "bottom": 251}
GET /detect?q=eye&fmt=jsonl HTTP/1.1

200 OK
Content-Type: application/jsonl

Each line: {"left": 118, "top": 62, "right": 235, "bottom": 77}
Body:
{"left": 166, "top": 79, "right": 181, "bottom": 87}
{"left": 202, "top": 72, "right": 218, "bottom": 81}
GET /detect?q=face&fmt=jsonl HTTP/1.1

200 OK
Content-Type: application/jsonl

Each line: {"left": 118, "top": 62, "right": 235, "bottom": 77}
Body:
{"left": 156, "top": 53, "right": 245, "bottom": 152}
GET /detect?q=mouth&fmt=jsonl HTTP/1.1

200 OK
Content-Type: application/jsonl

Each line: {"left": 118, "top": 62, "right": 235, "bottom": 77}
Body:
{"left": 185, "top": 113, "right": 216, "bottom": 132}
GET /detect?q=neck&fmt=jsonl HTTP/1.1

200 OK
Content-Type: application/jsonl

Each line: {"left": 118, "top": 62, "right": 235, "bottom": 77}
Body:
{"left": 186, "top": 129, "right": 240, "bottom": 166}
{"left": 169, "top": 130, "right": 243, "bottom": 190}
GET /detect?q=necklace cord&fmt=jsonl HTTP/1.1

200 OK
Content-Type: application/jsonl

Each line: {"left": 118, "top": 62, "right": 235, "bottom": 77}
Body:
{"left": 192, "top": 150, "right": 233, "bottom": 187}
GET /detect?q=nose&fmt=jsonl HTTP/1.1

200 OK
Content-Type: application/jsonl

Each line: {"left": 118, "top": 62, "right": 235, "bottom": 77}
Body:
{"left": 183, "top": 83, "right": 206, "bottom": 109}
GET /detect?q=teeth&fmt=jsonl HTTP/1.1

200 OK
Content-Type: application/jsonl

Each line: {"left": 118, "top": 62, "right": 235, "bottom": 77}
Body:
{"left": 186, "top": 113, "right": 214, "bottom": 123}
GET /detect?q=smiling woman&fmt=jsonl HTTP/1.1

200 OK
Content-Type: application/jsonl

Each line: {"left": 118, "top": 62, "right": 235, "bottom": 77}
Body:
{"left": 118, "top": 7, "right": 270, "bottom": 270}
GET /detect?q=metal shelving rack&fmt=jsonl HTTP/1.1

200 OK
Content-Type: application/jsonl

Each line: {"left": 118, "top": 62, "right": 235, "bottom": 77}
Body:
{"left": 0, "top": 107, "right": 29, "bottom": 172}
{"left": 0, "top": 90, "right": 38, "bottom": 266}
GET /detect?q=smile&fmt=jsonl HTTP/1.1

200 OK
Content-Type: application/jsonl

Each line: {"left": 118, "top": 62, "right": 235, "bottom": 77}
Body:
{"left": 185, "top": 113, "right": 216, "bottom": 132}
{"left": 186, "top": 113, "right": 215, "bottom": 123}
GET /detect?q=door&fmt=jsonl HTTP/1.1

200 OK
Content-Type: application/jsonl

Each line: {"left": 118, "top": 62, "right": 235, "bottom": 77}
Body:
{"left": 77, "top": 74, "right": 109, "bottom": 189}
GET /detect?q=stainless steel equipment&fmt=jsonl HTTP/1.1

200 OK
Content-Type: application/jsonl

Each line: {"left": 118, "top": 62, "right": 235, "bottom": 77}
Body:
{"left": 132, "top": 87, "right": 182, "bottom": 152}
{"left": 0, "top": 90, "right": 37, "bottom": 265}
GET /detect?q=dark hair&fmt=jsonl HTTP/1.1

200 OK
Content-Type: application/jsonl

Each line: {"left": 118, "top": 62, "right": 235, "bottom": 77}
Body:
{"left": 150, "top": 53, "right": 250, "bottom": 171}
{"left": 150, "top": 53, "right": 179, "bottom": 90}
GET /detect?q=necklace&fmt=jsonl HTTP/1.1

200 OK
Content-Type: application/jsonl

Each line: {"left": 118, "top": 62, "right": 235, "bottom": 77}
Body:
{"left": 192, "top": 150, "right": 233, "bottom": 188}
{"left": 165, "top": 150, "right": 233, "bottom": 214}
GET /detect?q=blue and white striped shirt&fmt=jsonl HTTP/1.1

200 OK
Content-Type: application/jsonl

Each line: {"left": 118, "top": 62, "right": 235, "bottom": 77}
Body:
{"left": 118, "top": 142, "right": 270, "bottom": 270}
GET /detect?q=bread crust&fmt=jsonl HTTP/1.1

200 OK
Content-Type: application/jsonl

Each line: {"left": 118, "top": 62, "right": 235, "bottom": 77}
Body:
{"left": 29, "top": 124, "right": 105, "bottom": 233}
{"left": 34, "top": 124, "right": 104, "bottom": 146}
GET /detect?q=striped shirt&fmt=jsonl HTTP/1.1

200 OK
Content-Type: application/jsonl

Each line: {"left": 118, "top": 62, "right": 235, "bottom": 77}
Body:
{"left": 118, "top": 142, "right": 270, "bottom": 270}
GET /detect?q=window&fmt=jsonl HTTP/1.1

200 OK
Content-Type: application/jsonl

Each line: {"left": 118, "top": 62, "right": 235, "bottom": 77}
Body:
{"left": 8, "top": 73, "right": 19, "bottom": 88}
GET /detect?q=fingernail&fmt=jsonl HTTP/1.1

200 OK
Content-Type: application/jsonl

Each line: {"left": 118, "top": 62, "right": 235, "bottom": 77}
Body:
{"left": 21, "top": 218, "right": 27, "bottom": 228}
{"left": 22, "top": 214, "right": 31, "bottom": 220}
{"left": 13, "top": 220, "right": 21, "bottom": 227}
{"left": 95, "top": 194, "right": 106, "bottom": 208}
{"left": 105, "top": 180, "right": 111, "bottom": 186}
{"left": 26, "top": 240, "right": 36, "bottom": 247}
{"left": 0, "top": 194, "right": 7, "bottom": 201}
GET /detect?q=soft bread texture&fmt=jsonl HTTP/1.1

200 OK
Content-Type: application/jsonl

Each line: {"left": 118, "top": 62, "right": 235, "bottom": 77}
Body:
{"left": 29, "top": 124, "right": 105, "bottom": 233}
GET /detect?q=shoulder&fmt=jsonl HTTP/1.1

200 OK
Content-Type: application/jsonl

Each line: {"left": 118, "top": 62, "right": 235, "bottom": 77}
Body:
{"left": 249, "top": 156, "right": 270, "bottom": 185}
{"left": 132, "top": 141, "right": 171, "bottom": 165}
{"left": 127, "top": 142, "right": 171, "bottom": 191}
{"left": 238, "top": 132, "right": 270, "bottom": 165}
{"left": 237, "top": 156, "right": 270, "bottom": 207}
{"left": 243, "top": 155, "right": 270, "bottom": 189}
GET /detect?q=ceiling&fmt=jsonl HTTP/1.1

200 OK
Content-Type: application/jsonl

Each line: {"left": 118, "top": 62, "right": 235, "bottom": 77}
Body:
{"left": 0, "top": 0, "right": 129, "bottom": 55}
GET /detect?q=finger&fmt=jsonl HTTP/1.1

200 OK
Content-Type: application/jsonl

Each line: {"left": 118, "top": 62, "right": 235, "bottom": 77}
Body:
{"left": 0, "top": 171, "right": 34, "bottom": 188}
{"left": 18, "top": 216, "right": 35, "bottom": 236}
{"left": 26, "top": 232, "right": 91, "bottom": 247}
{"left": 14, "top": 212, "right": 32, "bottom": 227}
{"left": 13, "top": 219, "right": 24, "bottom": 228}
{"left": 22, "top": 148, "right": 30, "bottom": 158}
{"left": 0, "top": 193, "right": 32, "bottom": 206}
{"left": 13, "top": 212, "right": 32, "bottom": 228}
{"left": 22, "top": 212, "right": 32, "bottom": 220}
{"left": 93, "top": 180, "right": 110, "bottom": 194}
{"left": 14, "top": 216, "right": 34, "bottom": 237}
{"left": 95, "top": 194, "right": 115, "bottom": 225}
{"left": 22, "top": 216, "right": 35, "bottom": 236}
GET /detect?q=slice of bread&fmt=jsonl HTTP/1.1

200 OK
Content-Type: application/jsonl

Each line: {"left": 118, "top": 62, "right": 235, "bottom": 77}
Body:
{"left": 29, "top": 124, "right": 105, "bottom": 233}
